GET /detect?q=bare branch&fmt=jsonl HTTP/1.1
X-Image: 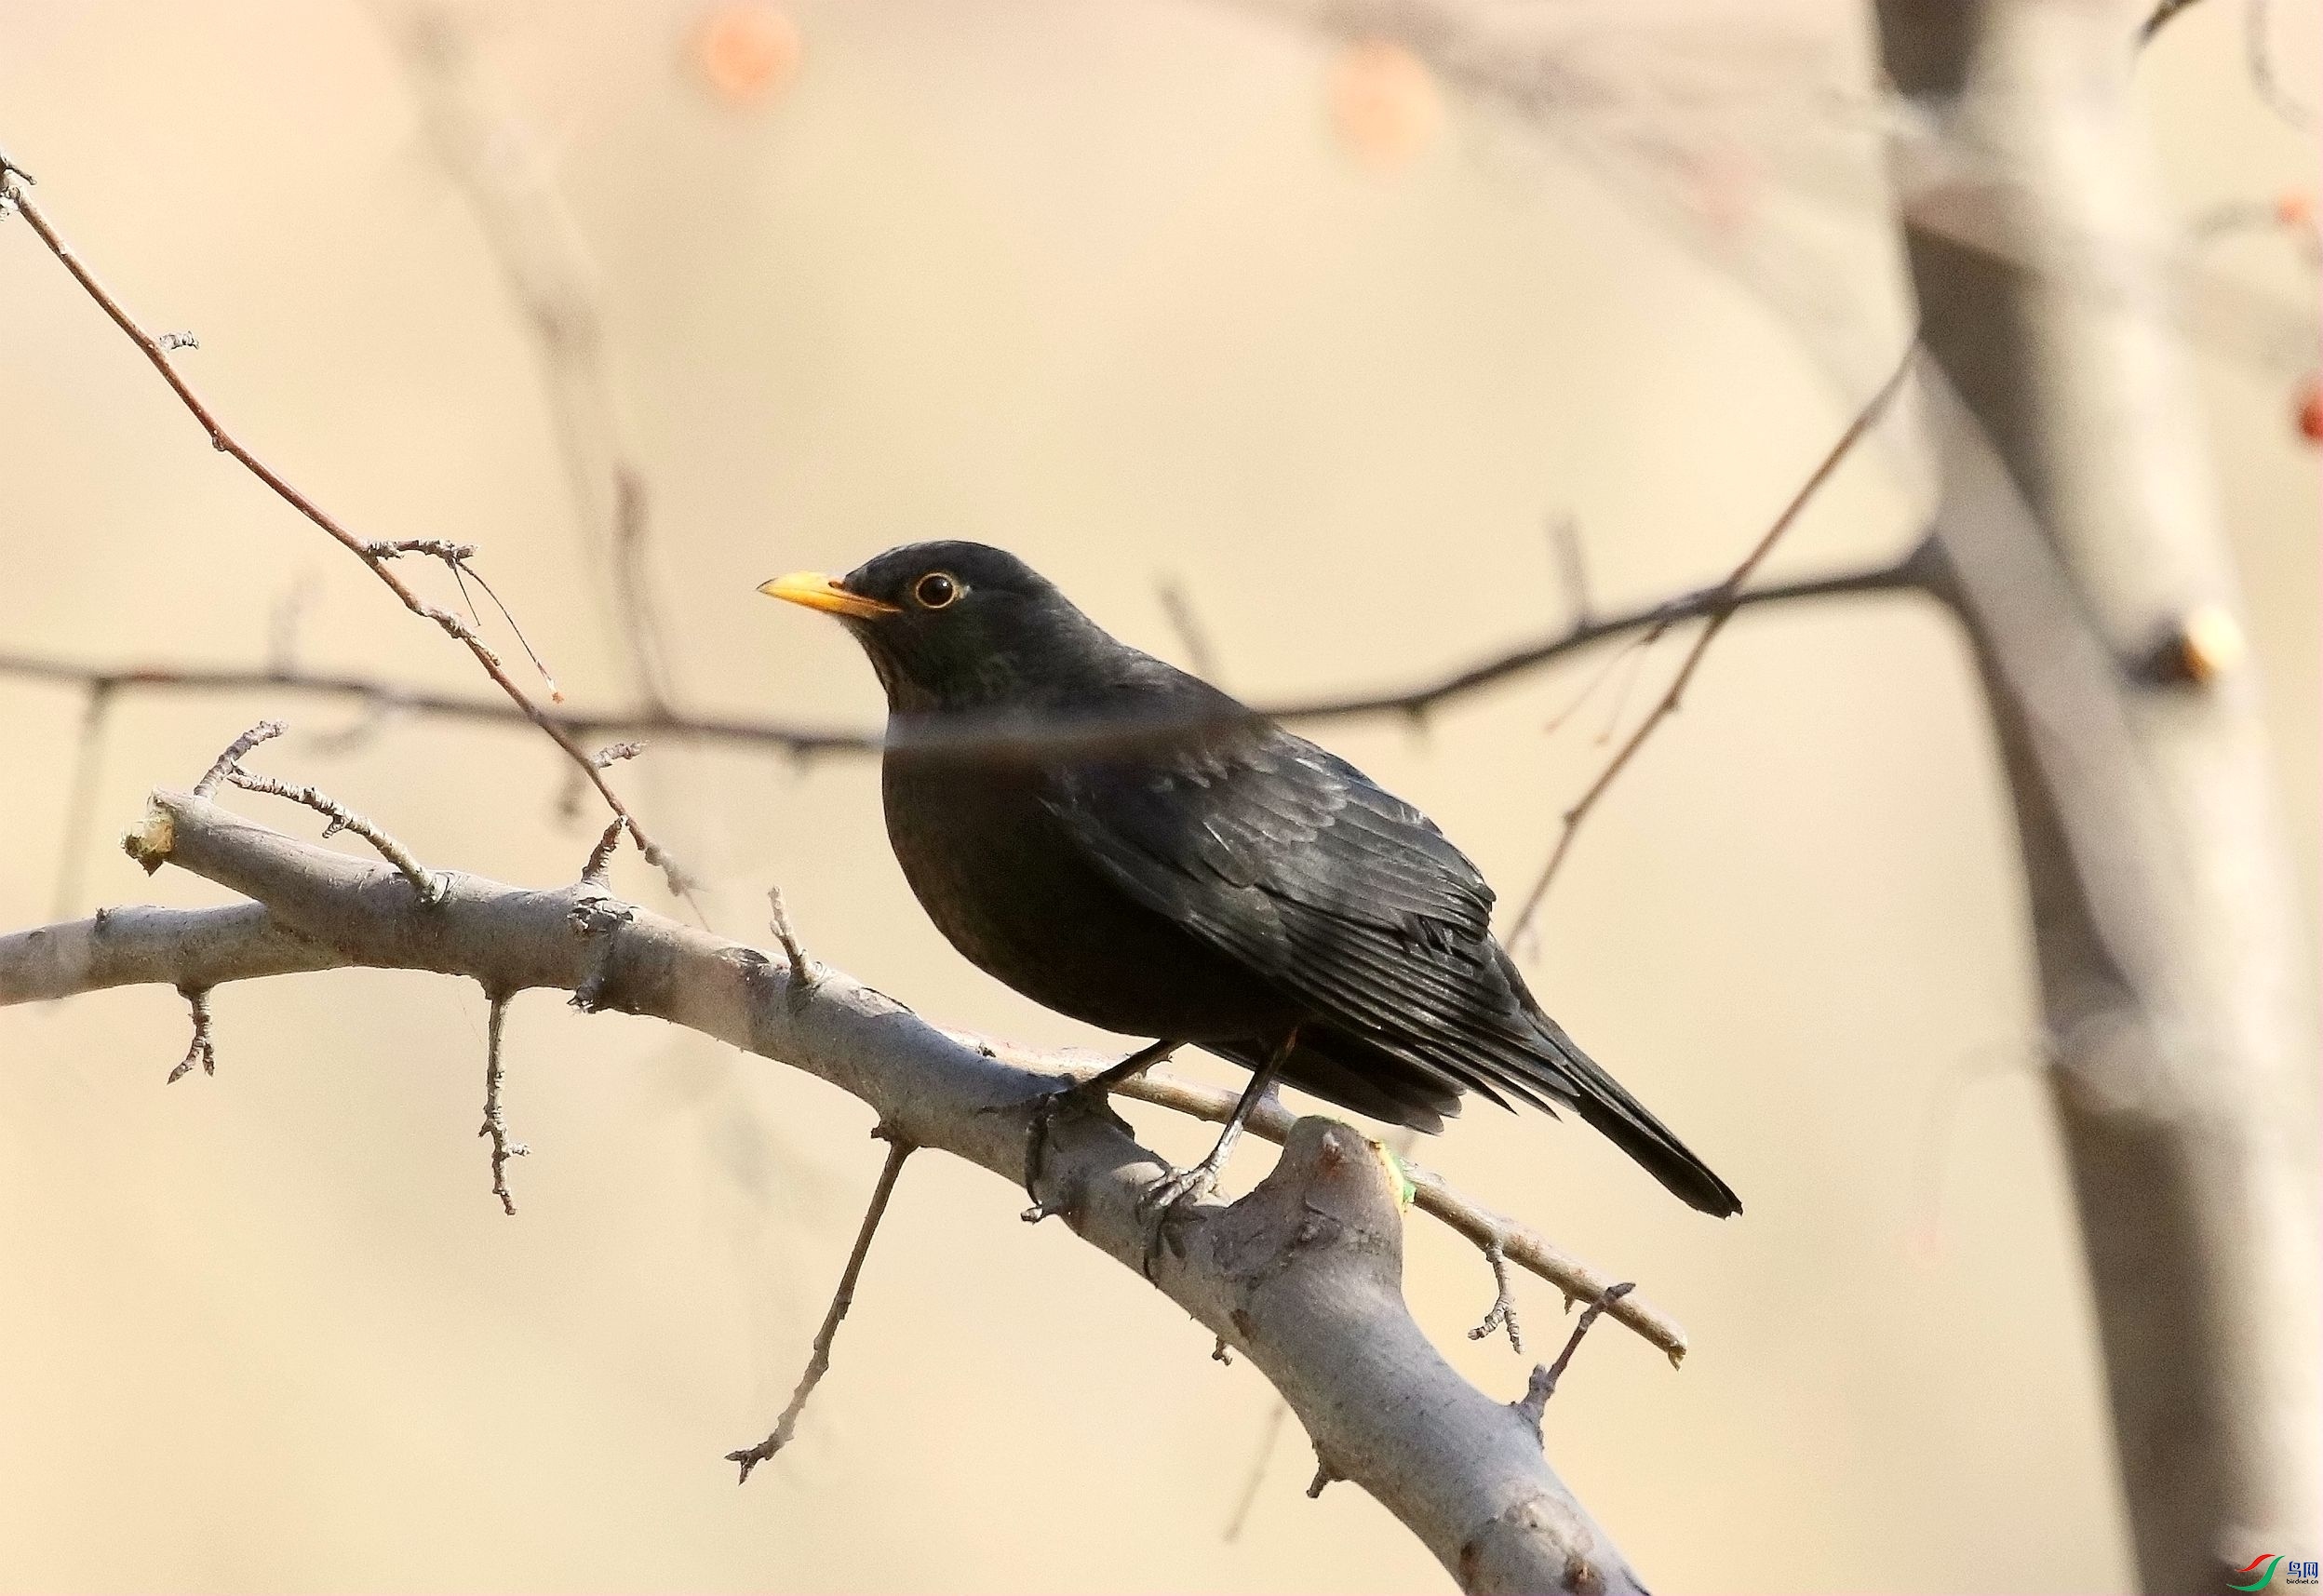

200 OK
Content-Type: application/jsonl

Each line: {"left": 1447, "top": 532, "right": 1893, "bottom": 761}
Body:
{"left": 1224, "top": 1402, "right": 1295, "bottom": 1541}
{"left": 2137, "top": 0, "right": 2207, "bottom": 44}
{"left": 224, "top": 770, "right": 447, "bottom": 905}
{"left": 387, "top": 7, "right": 678, "bottom": 711}
{"left": 0, "top": 547, "right": 1931, "bottom": 766}
{"left": 1878, "top": 0, "right": 2323, "bottom": 1561}
{"left": 983, "top": 1042, "right": 1689, "bottom": 1362}
{"left": 1505, "top": 344, "right": 1917, "bottom": 940}
{"left": 729, "top": 1129, "right": 916, "bottom": 1482}
{"left": 0, "top": 167, "right": 690, "bottom": 897}
{"left": 195, "top": 720, "right": 287, "bottom": 798}
{"left": 478, "top": 991, "right": 527, "bottom": 1214}
{"left": 1546, "top": 515, "right": 1591, "bottom": 629}
{"left": 765, "top": 886, "right": 816, "bottom": 992}
{"left": 50, "top": 679, "right": 116, "bottom": 919}
{"left": 2244, "top": 0, "right": 2314, "bottom": 129}
{"left": 1157, "top": 576, "right": 1224, "bottom": 682}
{"left": 1512, "top": 1282, "right": 1636, "bottom": 1436}
{"left": 370, "top": 538, "right": 566, "bottom": 701}
{"left": 580, "top": 816, "right": 630, "bottom": 888}
{"left": 2137, "top": 0, "right": 2309, "bottom": 127}
{"left": 0, "top": 905, "right": 335, "bottom": 1004}
{"left": 1, "top": 790, "right": 1658, "bottom": 1590}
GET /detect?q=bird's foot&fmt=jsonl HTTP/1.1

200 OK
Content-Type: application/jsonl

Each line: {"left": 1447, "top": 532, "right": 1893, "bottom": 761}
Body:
{"left": 1135, "top": 1156, "right": 1226, "bottom": 1279}
{"left": 1019, "top": 1074, "right": 1134, "bottom": 1222}
{"left": 1139, "top": 1159, "right": 1220, "bottom": 1214}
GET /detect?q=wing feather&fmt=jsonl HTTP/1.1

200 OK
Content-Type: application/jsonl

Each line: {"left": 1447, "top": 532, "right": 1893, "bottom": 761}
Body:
{"left": 1041, "top": 730, "right": 1575, "bottom": 1113}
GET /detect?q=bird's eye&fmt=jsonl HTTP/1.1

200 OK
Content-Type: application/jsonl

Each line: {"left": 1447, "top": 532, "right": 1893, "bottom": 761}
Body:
{"left": 913, "top": 571, "right": 960, "bottom": 610}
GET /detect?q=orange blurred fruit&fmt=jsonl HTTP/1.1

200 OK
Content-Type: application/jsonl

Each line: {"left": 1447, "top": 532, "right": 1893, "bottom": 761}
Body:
{"left": 2274, "top": 189, "right": 2314, "bottom": 228}
{"left": 1328, "top": 39, "right": 1442, "bottom": 171}
{"left": 2296, "top": 372, "right": 2322, "bottom": 446}
{"left": 695, "top": 3, "right": 801, "bottom": 106}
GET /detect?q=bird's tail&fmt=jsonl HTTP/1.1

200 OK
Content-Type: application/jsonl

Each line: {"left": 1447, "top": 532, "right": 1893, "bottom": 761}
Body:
{"left": 1551, "top": 1030, "right": 1741, "bottom": 1217}
{"left": 1480, "top": 943, "right": 1739, "bottom": 1216}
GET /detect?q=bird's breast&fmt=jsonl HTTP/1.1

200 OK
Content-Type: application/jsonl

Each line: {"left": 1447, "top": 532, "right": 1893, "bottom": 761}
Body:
{"left": 880, "top": 749, "right": 1296, "bottom": 1042}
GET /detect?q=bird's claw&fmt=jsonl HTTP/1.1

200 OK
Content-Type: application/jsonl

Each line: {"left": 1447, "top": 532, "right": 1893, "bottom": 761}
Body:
{"left": 1135, "top": 1158, "right": 1223, "bottom": 1279}
{"left": 1138, "top": 1161, "right": 1218, "bottom": 1214}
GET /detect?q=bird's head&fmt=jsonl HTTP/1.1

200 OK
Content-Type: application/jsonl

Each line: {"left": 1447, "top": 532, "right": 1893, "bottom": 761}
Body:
{"left": 759, "top": 541, "right": 1116, "bottom": 714}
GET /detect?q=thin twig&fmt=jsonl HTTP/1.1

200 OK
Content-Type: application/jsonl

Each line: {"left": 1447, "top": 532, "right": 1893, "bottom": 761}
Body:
{"left": 2138, "top": 0, "right": 2207, "bottom": 44}
{"left": 165, "top": 986, "right": 217, "bottom": 1083}
{"left": 266, "top": 573, "right": 321, "bottom": 674}
{"left": 195, "top": 720, "right": 288, "bottom": 798}
{"left": 1511, "top": 1282, "right": 1635, "bottom": 1436}
{"left": 1548, "top": 514, "right": 1592, "bottom": 628}
{"left": 2245, "top": 0, "right": 2314, "bottom": 129}
{"left": 477, "top": 991, "right": 527, "bottom": 1214}
{"left": 0, "top": 549, "right": 1929, "bottom": 763}
{"left": 50, "top": 680, "right": 117, "bottom": 919}
{"left": 224, "top": 770, "right": 447, "bottom": 905}
{"left": 0, "top": 168, "right": 692, "bottom": 899}
{"left": 370, "top": 539, "right": 565, "bottom": 700}
{"left": 1157, "top": 576, "right": 1224, "bottom": 682}
{"left": 766, "top": 886, "right": 816, "bottom": 990}
{"left": 1505, "top": 346, "right": 1917, "bottom": 941}
{"left": 728, "top": 1129, "right": 917, "bottom": 1482}
{"left": 580, "top": 816, "right": 630, "bottom": 887}
{"left": 390, "top": 7, "right": 678, "bottom": 712}
{"left": 1224, "top": 1402, "right": 1294, "bottom": 1541}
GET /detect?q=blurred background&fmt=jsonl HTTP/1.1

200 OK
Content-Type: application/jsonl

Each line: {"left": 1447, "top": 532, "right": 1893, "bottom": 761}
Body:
{"left": 0, "top": 0, "right": 2313, "bottom": 1589}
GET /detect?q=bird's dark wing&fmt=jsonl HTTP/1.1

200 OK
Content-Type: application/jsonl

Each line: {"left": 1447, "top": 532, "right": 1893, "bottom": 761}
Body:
{"left": 1042, "top": 724, "right": 1742, "bottom": 1216}
{"left": 1041, "top": 727, "right": 1568, "bottom": 1111}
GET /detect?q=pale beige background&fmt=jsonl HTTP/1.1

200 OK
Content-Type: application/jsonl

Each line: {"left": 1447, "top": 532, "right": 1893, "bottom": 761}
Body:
{"left": 0, "top": 1, "right": 2314, "bottom": 1590}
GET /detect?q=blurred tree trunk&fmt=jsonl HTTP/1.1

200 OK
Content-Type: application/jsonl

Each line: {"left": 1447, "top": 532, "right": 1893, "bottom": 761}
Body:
{"left": 1874, "top": 1, "right": 2322, "bottom": 1588}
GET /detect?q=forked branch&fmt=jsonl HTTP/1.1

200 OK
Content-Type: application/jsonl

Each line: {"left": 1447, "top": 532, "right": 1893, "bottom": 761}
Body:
{"left": 0, "top": 788, "right": 1655, "bottom": 1592}
{"left": 0, "top": 165, "right": 689, "bottom": 898}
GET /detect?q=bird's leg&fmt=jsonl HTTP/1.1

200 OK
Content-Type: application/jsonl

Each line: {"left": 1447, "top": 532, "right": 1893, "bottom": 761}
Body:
{"left": 1021, "top": 1039, "right": 1181, "bottom": 1216}
{"left": 1137, "top": 1030, "right": 1296, "bottom": 1275}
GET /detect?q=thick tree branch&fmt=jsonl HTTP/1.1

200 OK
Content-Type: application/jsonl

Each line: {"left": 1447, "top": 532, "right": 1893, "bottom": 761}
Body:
{"left": 0, "top": 892, "right": 1689, "bottom": 1364}
{"left": 2, "top": 789, "right": 1660, "bottom": 1592}
{"left": 1001, "top": 1047, "right": 1690, "bottom": 1361}
{"left": 1874, "top": 1, "right": 2323, "bottom": 1576}
{"left": 0, "top": 902, "right": 339, "bottom": 1001}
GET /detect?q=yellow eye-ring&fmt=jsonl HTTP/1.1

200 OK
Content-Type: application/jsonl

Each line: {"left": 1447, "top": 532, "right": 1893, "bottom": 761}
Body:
{"left": 914, "top": 571, "right": 960, "bottom": 610}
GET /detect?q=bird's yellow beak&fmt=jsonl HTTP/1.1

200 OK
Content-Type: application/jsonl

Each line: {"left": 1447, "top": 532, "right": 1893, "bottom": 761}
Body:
{"left": 758, "top": 570, "right": 900, "bottom": 619}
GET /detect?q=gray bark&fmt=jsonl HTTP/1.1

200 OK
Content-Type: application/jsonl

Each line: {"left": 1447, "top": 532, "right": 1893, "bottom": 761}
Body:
{"left": 3, "top": 788, "right": 1646, "bottom": 1595}
{"left": 1875, "top": 2, "right": 2323, "bottom": 1586}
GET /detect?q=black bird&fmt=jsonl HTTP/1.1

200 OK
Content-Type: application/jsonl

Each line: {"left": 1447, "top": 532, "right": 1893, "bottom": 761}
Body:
{"left": 761, "top": 542, "right": 1739, "bottom": 1219}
